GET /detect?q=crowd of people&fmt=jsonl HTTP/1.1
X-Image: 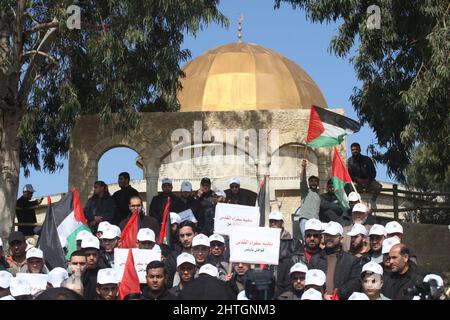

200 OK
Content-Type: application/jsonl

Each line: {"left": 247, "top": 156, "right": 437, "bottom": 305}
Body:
{"left": 0, "top": 143, "right": 446, "bottom": 300}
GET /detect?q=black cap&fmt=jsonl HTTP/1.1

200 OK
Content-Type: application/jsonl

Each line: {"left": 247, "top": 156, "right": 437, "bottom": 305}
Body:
{"left": 308, "top": 175, "right": 319, "bottom": 181}
{"left": 8, "top": 231, "right": 25, "bottom": 243}
{"left": 200, "top": 177, "right": 211, "bottom": 185}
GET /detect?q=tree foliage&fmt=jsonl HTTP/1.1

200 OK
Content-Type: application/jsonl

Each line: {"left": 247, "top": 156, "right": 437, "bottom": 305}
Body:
{"left": 0, "top": 0, "right": 227, "bottom": 175}
{"left": 274, "top": 0, "right": 450, "bottom": 191}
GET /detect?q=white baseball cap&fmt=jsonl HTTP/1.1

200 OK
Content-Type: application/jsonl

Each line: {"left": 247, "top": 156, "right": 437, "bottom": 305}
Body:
{"left": 268, "top": 211, "right": 283, "bottom": 221}
{"left": 229, "top": 177, "right": 240, "bottom": 185}
{"left": 137, "top": 228, "right": 156, "bottom": 242}
{"left": 176, "top": 253, "right": 196, "bottom": 267}
{"left": 361, "top": 261, "right": 384, "bottom": 276}
{"left": 97, "top": 221, "right": 111, "bottom": 233}
{"left": 348, "top": 292, "right": 369, "bottom": 300}
{"left": 214, "top": 190, "right": 226, "bottom": 198}
{"left": 199, "top": 264, "right": 218, "bottom": 277}
{"left": 352, "top": 203, "right": 368, "bottom": 213}
{"left": 47, "top": 267, "right": 69, "bottom": 287}
{"left": 26, "top": 247, "right": 44, "bottom": 260}
{"left": 423, "top": 274, "right": 444, "bottom": 288}
{"left": 347, "top": 223, "right": 368, "bottom": 237}
{"left": 170, "top": 212, "right": 181, "bottom": 225}
{"left": 289, "top": 263, "right": 308, "bottom": 275}
{"left": 97, "top": 268, "right": 118, "bottom": 285}
{"left": 81, "top": 236, "right": 100, "bottom": 250}
{"left": 180, "top": 181, "right": 192, "bottom": 192}
{"left": 76, "top": 230, "right": 92, "bottom": 241}
{"left": 381, "top": 237, "right": 401, "bottom": 254}
{"left": 237, "top": 290, "right": 249, "bottom": 300}
{"left": 348, "top": 192, "right": 360, "bottom": 202}
{"left": 301, "top": 288, "right": 323, "bottom": 300}
{"left": 322, "top": 221, "right": 343, "bottom": 236}
{"left": 385, "top": 221, "right": 403, "bottom": 234}
{"left": 305, "top": 269, "right": 326, "bottom": 286}
{"left": 162, "top": 177, "right": 173, "bottom": 185}
{"left": 10, "top": 278, "right": 31, "bottom": 296}
{"left": 305, "top": 218, "right": 323, "bottom": 232}
{"left": 192, "top": 234, "right": 210, "bottom": 247}
{"left": 209, "top": 234, "right": 225, "bottom": 244}
{"left": 0, "top": 238, "right": 3, "bottom": 247}
{"left": 111, "top": 225, "right": 121, "bottom": 238}
{"left": 0, "top": 271, "right": 13, "bottom": 289}
{"left": 100, "top": 226, "right": 119, "bottom": 240}
{"left": 23, "top": 184, "right": 36, "bottom": 193}
{"left": 369, "top": 224, "right": 386, "bottom": 236}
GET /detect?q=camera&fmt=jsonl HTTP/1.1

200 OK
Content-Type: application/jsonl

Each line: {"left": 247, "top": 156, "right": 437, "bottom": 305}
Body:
{"left": 244, "top": 269, "right": 275, "bottom": 300}
{"left": 405, "top": 279, "right": 442, "bottom": 300}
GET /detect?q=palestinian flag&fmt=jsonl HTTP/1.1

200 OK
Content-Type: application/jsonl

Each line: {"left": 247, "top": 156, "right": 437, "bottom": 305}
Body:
{"left": 38, "top": 188, "right": 91, "bottom": 268}
{"left": 256, "top": 175, "right": 268, "bottom": 227}
{"left": 306, "top": 105, "right": 361, "bottom": 147}
{"left": 332, "top": 147, "right": 353, "bottom": 211}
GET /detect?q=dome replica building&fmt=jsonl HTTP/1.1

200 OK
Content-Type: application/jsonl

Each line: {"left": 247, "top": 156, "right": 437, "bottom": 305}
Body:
{"left": 69, "top": 41, "right": 346, "bottom": 229}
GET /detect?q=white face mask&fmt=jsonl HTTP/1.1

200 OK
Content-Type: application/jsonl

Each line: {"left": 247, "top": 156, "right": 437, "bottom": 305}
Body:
{"left": 363, "top": 274, "right": 382, "bottom": 291}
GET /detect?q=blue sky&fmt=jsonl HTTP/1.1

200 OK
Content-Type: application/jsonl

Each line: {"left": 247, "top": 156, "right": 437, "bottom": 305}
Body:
{"left": 19, "top": 0, "right": 396, "bottom": 197}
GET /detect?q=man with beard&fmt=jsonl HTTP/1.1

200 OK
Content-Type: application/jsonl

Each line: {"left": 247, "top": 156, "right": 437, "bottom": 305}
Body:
{"left": 342, "top": 203, "right": 374, "bottom": 252}
{"left": 347, "top": 143, "right": 382, "bottom": 207}
{"left": 346, "top": 223, "right": 369, "bottom": 258}
{"left": 81, "top": 236, "right": 107, "bottom": 300}
{"left": 191, "top": 234, "right": 210, "bottom": 270}
{"left": 309, "top": 222, "right": 361, "bottom": 300}
{"left": 292, "top": 218, "right": 323, "bottom": 266}
{"left": 208, "top": 234, "right": 229, "bottom": 281}
{"left": 99, "top": 225, "right": 121, "bottom": 268}
{"left": 119, "top": 196, "right": 160, "bottom": 236}
{"left": 169, "top": 253, "right": 197, "bottom": 298}
{"left": 277, "top": 263, "right": 308, "bottom": 300}
{"left": 225, "top": 177, "right": 256, "bottom": 206}
{"left": 193, "top": 177, "right": 216, "bottom": 236}
{"left": 84, "top": 181, "right": 116, "bottom": 231}
{"left": 296, "top": 160, "right": 321, "bottom": 240}
{"left": 382, "top": 243, "right": 424, "bottom": 300}
{"left": 361, "top": 224, "right": 386, "bottom": 264}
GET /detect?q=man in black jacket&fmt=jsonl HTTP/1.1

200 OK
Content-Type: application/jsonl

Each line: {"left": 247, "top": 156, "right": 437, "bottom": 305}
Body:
{"left": 112, "top": 172, "right": 139, "bottom": 225}
{"left": 81, "top": 236, "right": 108, "bottom": 300}
{"left": 118, "top": 196, "right": 160, "bottom": 236}
{"left": 309, "top": 221, "right": 361, "bottom": 300}
{"left": 382, "top": 243, "right": 425, "bottom": 300}
{"left": 320, "top": 179, "right": 343, "bottom": 223}
{"left": 141, "top": 261, "right": 175, "bottom": 300}
{"left": 225, "top": 177, "right": 257, "bottom": 206}
{"left": 179, "top": 264, "right": 236, "bottom": 300}
{"left": 149, "top": 177, "right": 183, "bottom": 226}
{"left": 347, "top": 143, "right": 382, "bottom": 204}
{"left": 16, "top": 184, "right": 42, "bottom": 236}
{"left": 84, "top": 181, "right": 116, "bottom": 231}
{"left": 193, "top": 177, "right": 216, "bottom": 236}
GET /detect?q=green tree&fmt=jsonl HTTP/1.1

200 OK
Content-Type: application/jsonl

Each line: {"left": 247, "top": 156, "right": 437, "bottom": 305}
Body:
{"left": 274, "top": 1, "right": 450, "bottom": 191}
{"left": 0, "top": 0, "right": 227, "bottom": 238}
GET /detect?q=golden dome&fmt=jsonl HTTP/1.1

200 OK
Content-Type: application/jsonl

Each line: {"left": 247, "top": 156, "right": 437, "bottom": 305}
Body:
{"left": 178, "top": 42, "right": 327, "bottom": 112}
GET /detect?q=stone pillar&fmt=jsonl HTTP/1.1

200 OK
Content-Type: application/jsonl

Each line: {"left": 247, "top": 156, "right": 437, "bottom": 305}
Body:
{"left": 256, "top": 160, "right": 270, "bottom": 227}
{"left": 69, "top": 153, "right": 98, "bottom": 205}
{"left": 144, "top": 161, "right": 160, "bottom": 214}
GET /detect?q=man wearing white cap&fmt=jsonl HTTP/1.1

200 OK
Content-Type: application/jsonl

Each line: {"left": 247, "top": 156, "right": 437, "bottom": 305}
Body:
{"left": 347, "top": 223, "right": 369, "bottom": 257}
{"left": 309, "top": 221, "right": 362, "bottom": 300}
{"left": 16, "top": 184, "right": 42, "bottom": 236}
{"left": 81, "top": 236, "right": 106, "bottom": 300}
{"left": 292, "top": 218, "right": 323, "bottom": 266}
{"left": 301, "top": 288, "right": 323, "bottom": 300}
{"left": 137, "top": 228, "right": 156, "bottom": 250}
{"left": 342, "top": 203, "right": 373, "bottom": 252}
{"left": 0, "top": 270, "right": 13, "bottom": 298}
{"left": 296, "top": 159, "right": 321, "bottom": 240}
{"left": 225, "top": 177, "right": 256, "bottom": 206}
{"left": 381, "top": 237, "right": 400, "bottom": 271}
{"left": 360, "top": 261, "right": 390, "bottom": 300}
{"left": 19, "top": 247, "right": 49, "bottom": 274}
{"left": 304, "top": 269, "right": 326, "bottom": 294}
{"left": 169, "top": 253, "right": 197, "bottom": 298}
{"left": 339, "top": 191, "right": 361, "bottom": 227}
{"left": 360, "top": 224, "right": 386, "bottom": 264}
{"left": 213, "top": 190, "right": 226, "bottom": 203}
{"left": 277, "top": 263, "right": 308, "bottom": 300}
{"left": 192, "top": 234, "right": 210, "bottom": 269}
{"left": 48, "top": 267, "right": 69, "bottom": 288}
{"left": 95, "top": 221, "right": 111, "bottom": 238}
{"left": 385, "top": 221, "right": 404, "bottom": 241}
{"left": 269, "top": 211, "right": 293, "bottom": 260}
{"left": 149, "top": 177, "right": 183, "bottom": 225}
{"left": 100, "top": 225, "right": 121, "bottom": 268}
{"left": 75, "top": 229, "right": 92, "bottom": 250}
{"left": 179, "top": 263, "right": 236, "bottom": 300}
{"left": 208, "top": 234, "right": 229, "bottom": 281}
{"left": 96, "top": 268, "right": 119, "bottom": 300}
{"left": 382, "top": 243, "right": 425, "bottom": 300}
